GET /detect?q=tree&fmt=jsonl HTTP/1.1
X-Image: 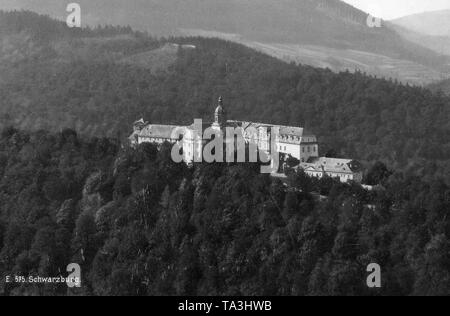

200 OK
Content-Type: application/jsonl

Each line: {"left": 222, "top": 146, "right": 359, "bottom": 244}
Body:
{"left": 283, "top": 191, "right": 299, "bottom": 219}
{"left": 42, "top": 175, "right": 68, "bottom": 201}
{"left": 365, "top": 161, "right": 392, "bottom": 185}
{"left": 270, "top": 179, "right": 285, "bottom": 209}
{"left": 0, "top": 222, "right": 35, "bottom": 268}
{"left": 308, "top": 258, "right": 330, "bottom": 296}
{"left": 0, "top": 220, "right": 4, "bottom": 250}
{"left": 72, "top": 211, "right": 99, "bottom": 266}
{"left": 327, "top": 262, "right": 365, "bottom": 296}
{"left": 61, "top": 128, "right": 78, "bottom": 145}
{"left": 414, "top": 234, "right": 450, "bottom": 295}
{"left": 174, "top": 238, "right": 200, "bottom": 295}
{"left": 325, "top": 149, "right": 339, "bottom": 158}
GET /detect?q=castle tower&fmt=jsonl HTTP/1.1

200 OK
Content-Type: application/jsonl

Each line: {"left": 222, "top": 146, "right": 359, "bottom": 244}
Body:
{"left": 213, "top": 96, "right": 227, "bottom": 130}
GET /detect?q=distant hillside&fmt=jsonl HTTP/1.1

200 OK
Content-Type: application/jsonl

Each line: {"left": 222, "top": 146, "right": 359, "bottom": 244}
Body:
{"left": 389, "top": 10, "right": 450, "bottom": 58}
{"left": 392, "top": 10, "right": 450, "bottom": 37}
{"left": 181, "top": 28, "right": 448, "bottom": 85}
{"left": 1, "top": 0, "right": 449, "bottom": 85}
{"left": 1, "top": 11, "right": 450, "bottom": 181}
{"left": 388, "top": 22, "right": 450, "bottom": 57}
{"left": 429, "top": 78, "right": 450, "bottom": 95}
{"left": 118, "top": 43, "right": 185, "bottom": 72}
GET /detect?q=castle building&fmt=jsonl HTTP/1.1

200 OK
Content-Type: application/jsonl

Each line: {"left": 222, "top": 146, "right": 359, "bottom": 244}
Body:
{"left": 130, "top": 97, "right": 362, "bottom": 183}
{"left": 298, "top": 157, "right": 363, "bottom": 183}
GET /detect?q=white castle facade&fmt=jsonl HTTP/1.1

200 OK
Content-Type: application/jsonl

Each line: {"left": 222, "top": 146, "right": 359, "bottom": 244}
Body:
{"left": 130, "top": 97, "right": 363, "bottom": 183}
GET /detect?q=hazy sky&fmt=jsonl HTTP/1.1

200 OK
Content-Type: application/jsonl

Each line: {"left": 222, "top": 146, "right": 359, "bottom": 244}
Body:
{"left": 342, "top": 0, "right": 450, "bottom": 20}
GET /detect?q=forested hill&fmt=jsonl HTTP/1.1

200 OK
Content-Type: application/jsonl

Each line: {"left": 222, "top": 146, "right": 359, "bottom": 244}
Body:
{"left": 0, "top": 128, "right": 449, "bottom": 295}
{"left": 2, "top": 1, "right": 450, "bottom": 85}
{"left": 1, "top": 11, "right": 450, "bottom": 181}
{"left": 429, "top": 78, "right": 450, "bottom": 96}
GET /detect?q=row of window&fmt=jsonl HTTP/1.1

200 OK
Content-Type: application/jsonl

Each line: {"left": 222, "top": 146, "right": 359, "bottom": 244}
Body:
{"left": 278, "top": 145, "right": 318, "bottom": 153}
{"left": 279, "top": 136, "right": 300, "bottom": 142}
{"left": 306, "top": 171, "right": 354, "bottom": 180}
{"left": 278, "top": 137, "right": 316, "bottom": 143}
{"left": 145, "top": 137, "right": 319, "bottom": 156}
{"left": 144, "top": 137, "right": 170, "bottom": 143}
{"left": 302, "top": 146, "right": 317, "bottom": 153}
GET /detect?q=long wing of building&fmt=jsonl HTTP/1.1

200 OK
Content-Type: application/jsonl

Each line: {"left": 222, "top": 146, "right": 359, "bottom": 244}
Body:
{"left": 129, "top": 97, "right": 363, "bottom": 183}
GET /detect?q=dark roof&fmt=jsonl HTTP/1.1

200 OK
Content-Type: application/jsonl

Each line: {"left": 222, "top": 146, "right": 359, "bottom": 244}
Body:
{"left": 229, "top": 121, "right": 314, "bottom": 138}
{"left": 279, "top": 126, "right": 305, "bottom": 137}
{"left": 138, "top": 124, "right": 180, "bottom": 139}
{"left": 300, "top": 157, "right": 362, "bottom": 174}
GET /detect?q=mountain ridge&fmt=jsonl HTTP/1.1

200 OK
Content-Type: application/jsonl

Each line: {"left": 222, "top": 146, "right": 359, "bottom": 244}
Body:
{"left": 392, "top": 9, "right": 450, "bottom": 37}
{"left": 1, "top": 0, "right": 449, "bottom": 85}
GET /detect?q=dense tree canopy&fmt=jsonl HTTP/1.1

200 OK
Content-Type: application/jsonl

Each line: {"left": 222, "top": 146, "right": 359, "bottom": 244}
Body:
{"left": 0, "top": 129, "right": 448, "bottom": 296}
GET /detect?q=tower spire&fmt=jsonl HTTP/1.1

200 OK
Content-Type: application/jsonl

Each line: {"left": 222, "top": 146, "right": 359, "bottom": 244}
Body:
{"left": 214, "top": 96, "right": 227, "bottom": 129}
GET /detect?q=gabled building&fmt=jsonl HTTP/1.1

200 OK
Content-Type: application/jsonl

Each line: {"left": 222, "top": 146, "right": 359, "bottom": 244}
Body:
{"left": 298, "top": 157, "right": 363, "bottom": 183}
{"left": 131, "top": 122, "right": 181, "bottom": 145}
